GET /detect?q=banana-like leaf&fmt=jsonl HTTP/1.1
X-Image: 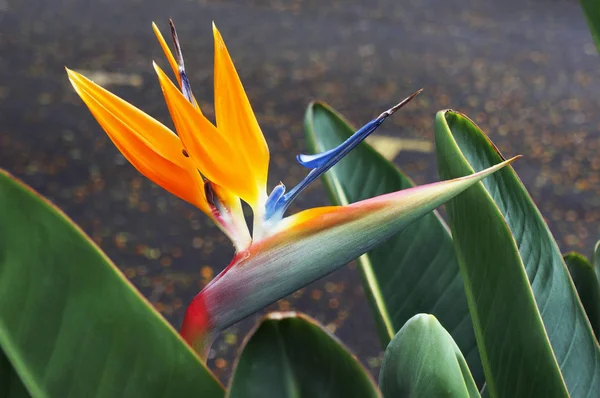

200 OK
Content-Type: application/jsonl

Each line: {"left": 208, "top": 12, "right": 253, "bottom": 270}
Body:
{"left": 379, "top": 314, "right": 480, "bottom": 398}
{"left": 1, "top": 349, "right": 29, "bottom": 398}
{"left": 436, "top": 110, "right": 600, "bottom": 397}
{"left": 0, "top": 171, "right": 224, "bottom": 397}
{"left": 303, "top": 101, "right": 483, "bottom": 386}
{"left": 594, "top": 240, "right": 600, "bottom": 278}
{"left": 581, "top": 0, "right": 600, "bottom": 53}
{"left": 228, "top": 312, "right": 380, "bottom": 398}
{"left": 564, "top": 252, "right": 600, "bottom": 341}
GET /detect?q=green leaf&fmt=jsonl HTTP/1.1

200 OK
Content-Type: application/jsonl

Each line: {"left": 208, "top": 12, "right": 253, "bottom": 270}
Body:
{"left": 303, "top": 101, "right": 483, "bottom": 385}
{"left": 435, "top": 110, "right": 600, "bottom": 397}
{"left": 379, "top": 314, "right": 480, "bottom": 398}
{"left": 564, "top": 252, "right": 600, "bottom": 341}
{"left": 594, "top": 240, "right": 600, "bottom": 279}
{"left": 227, "top": 312, "right": 380, "bottom": 398}
{"left": 581, "top": 0, "right": 600, "bottom": 53}
{"left": 0, "top": 171, "right": 223, "bottom": 397}
{"left": 1, "top": 349, "right": 30, "bottom": 398}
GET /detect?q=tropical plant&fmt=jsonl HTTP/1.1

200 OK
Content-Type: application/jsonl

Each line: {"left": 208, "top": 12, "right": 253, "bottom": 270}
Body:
{"left": 2, "top": 16, "right": 600, "bottom": 398}
{"left": 307, "top": 104, "right": 600, "bottom": 397}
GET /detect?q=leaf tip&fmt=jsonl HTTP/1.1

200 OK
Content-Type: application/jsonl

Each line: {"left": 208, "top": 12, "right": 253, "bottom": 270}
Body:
{"left": 266, "top": 311, "right": 298, "bottom": 320}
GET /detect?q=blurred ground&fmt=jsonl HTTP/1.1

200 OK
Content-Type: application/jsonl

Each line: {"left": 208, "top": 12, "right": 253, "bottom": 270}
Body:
{"left": 1, "top": 0, "right": 600, "bottom": 384}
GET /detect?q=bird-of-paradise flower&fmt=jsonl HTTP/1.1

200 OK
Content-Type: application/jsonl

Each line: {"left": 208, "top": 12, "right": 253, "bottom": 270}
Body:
{"left": 67, "top": 20, "right": 518, "bottom": 357}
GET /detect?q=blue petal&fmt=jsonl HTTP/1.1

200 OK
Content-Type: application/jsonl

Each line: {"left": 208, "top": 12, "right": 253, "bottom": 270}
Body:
{"left": 296, "top": 117, "right": 385, "bottom": 170}
{"left": 265, "top": 183, "right": 286, "bottom": 220}
{"left": 170, "top": 20, "right": 195, "bottom": 103}
{"left": 179, "top": 70, "right": 194, "bottom": 103}
{"left": 265, "top": 89, "right": 422, "bottom": 222}
{"left": 297, "top": 147, "right": 337, "bottom": 169}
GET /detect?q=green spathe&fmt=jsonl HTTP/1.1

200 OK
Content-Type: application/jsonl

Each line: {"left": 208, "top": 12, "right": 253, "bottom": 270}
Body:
{"left": 194, "top": 156, "right": 517, "bottom": 343}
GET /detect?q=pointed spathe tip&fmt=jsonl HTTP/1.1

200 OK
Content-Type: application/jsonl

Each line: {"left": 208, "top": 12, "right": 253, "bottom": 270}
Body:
{"left": 377, "top": 88, "right": 423, "bottom": 120}
{"left": 506, "top": 154, "right": 522, "bottom": 163}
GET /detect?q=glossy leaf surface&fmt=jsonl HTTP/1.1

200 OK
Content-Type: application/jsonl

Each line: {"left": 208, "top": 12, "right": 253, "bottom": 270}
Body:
{"left": 564, "top": 252, "right": 600, "bottom": 341}
{"left": 1, "top": 350, "right": 29, "bottom": 398}
{"left": 303, "top": 101, "right": 483, "bottom": 385}
{"left": 379, "top": 314, "right": 480, "bottom": 398}
{"left": 0, "top": 171, "right": 223, "bottom": 397}
{"left": 581, "top": 0, "right": 600, "bottom": 52}
{"left": 594, "top": 240, "right": 600, "bottom": 278}
{"left": 436, "top": 110, "right": 600, "bottom": 397}
{"left": 228, "top": 312, "right": 380, "bottom": 398}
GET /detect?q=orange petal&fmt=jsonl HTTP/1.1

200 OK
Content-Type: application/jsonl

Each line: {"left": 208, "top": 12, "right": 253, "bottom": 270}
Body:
{"left": 213, "top": 23, "right": 269, "bottom": 206}
{"left": 154, "top": 62, "right": 262, "bottom": 207}
{"left": 66, "top": 68, "right": 209, "bottom": 213}
{"left": 152, "top": 22, "right": 181, "bottom": 87}
{"left": 152, "top": 21, "right": 200, "bottom": 110}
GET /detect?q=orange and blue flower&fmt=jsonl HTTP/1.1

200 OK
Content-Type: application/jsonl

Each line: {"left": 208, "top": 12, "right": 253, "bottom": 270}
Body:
{"left": 67, "top": 20, "right": 517, "bottom": 356}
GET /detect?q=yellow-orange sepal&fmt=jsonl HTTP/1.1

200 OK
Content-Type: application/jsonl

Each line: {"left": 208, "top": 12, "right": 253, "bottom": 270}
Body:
{"left": 212, "top": 23, "right": 269, "bottom": 210}
{"left": 152, "top": 22, "right": 181, "bottom": 87}
{"left": 66, "top": 68, "right": 209, "bottom": 214}
{"left": 153, "top": 62, "right": 265, "bottom": 210}
{"left": 152, "top": 21, "right": 200, "bottom": 110}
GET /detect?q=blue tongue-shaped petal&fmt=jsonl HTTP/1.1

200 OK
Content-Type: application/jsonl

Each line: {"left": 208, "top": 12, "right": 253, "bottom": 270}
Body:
{"left": 169, "top": 19, "right": 195, "bottom": 103}
{"left": 296, "top": 90, "right": 421, "bottom": 169}
{"left": 264, "top": 89, "right": 422, "bottom": 222}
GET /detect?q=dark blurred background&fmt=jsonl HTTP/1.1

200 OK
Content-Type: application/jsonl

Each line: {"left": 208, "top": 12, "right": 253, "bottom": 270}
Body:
{"left": 1, "top": 0, "right": 600, "bottom": 383}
